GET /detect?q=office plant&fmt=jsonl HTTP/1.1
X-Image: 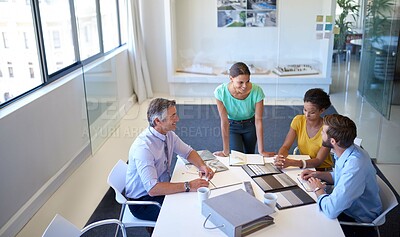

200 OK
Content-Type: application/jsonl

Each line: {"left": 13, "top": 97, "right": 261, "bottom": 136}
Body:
{"left": 334, "top": 0, "right": 360, "bottom": 53}
{"left": 365, "top": 0, "right": 394, "bottom": 44}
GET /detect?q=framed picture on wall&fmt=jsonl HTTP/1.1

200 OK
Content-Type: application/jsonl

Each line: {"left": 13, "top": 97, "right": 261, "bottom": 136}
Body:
{"left": 217, "top": 0, "right": 277, "bottom": 27}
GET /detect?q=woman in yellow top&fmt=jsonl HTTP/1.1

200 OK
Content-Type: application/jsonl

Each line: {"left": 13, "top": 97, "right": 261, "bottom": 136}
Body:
{"left": 274, "top": 88, "right": 333, "bottom": 171}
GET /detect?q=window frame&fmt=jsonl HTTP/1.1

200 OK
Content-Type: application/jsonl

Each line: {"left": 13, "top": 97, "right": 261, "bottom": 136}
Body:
{"left": 0, "top": 0, "right": 127, "bottom": 109}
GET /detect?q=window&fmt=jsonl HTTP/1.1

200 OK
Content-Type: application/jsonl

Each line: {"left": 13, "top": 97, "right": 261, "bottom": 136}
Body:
{"left": 0, "top": 4, "right": 43, "bottom": 105}
{"left": 0, "top": 0, "right": 128, "bottom": 108}
{"left": 39, "top": 0, "right": 76, "bottom": 75}
{"left": 119, "top": 0, "right": 127, "bottom": 44}
{"left": 74, "top": 0, "right": 101, "bottom": 60}
{"left": 100, "top": 0, "right": 119, "bottom": 52}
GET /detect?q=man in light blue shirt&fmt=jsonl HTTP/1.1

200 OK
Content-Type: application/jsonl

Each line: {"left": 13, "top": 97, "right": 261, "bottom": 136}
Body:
{"left": 301, "top": 114, "right": 382, "bottom": 224}
{"left": 126, "top": 98, "right": 214, "bottom": 222}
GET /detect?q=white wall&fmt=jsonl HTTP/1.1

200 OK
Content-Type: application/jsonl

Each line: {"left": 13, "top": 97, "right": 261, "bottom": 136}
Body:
{"left": 0, "top": 73, "right": 91, "bottom": 237}
{"left": 0, "top": 47, "right": 134, "bottom": 237}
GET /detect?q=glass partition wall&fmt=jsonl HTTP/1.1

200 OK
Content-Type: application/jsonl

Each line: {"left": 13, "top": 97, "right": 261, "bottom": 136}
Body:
{"left": 83, "top": 57, "right": 120, "bottom": 153}
{"left": 330, "top": 0, "right": 400, "bottom": 164}
{"left": 356, "top": 0, "right": 400, "bottom": 163}
{"left": 358, "top": 0, "right": 399, "bottom": 119}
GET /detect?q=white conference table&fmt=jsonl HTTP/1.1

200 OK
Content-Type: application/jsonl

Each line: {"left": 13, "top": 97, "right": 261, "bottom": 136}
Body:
{"left": 152, "top": 156, "right": 344, "bottom": 237}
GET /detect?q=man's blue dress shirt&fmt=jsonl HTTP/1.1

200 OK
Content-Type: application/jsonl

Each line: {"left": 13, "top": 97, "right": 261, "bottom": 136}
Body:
{"left": 125, "top": 126, "right": 192, "bottom": 199}
{"left": 317, "top": 144, "right": 382, "bottom": 222}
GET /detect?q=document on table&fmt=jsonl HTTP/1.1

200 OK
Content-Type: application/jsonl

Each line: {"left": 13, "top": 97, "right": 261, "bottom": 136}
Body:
{"left": 185, "top": 159, "right": 228, "bottom": 173}
{"left": 207, "top": 169, "right": 243, "bottom": 190}
{"left": 183, "top": 162, "right": 242, "bottom": 190}
{"left": 229, "top": 150, "right": 264, "bottom": 166}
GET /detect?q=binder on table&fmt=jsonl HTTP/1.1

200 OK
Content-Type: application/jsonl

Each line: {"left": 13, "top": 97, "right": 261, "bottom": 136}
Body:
{"left": 275, "top": 186, "right": 316, "bottom": 210}
{"left": 201, "top": 189, "right": 274, "bottom": 237}
{"left": 252, "top": 173, "right": 297, "bottom": 192}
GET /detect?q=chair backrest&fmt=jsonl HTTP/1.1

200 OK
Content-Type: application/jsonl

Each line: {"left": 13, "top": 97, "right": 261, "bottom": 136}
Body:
{"left": 42, "top": 214, "right": 82, "bottom": 237}
{"left": 372, "top": 175, "right": 399, "bottom": 226}
{"left": 43, "top": 214, "right": 127, "bottom": 237}
{"left": 107, "top": 160, "right": 129, "bottom": 205}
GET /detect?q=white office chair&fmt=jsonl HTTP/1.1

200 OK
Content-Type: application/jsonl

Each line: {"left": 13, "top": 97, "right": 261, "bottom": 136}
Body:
{"left": 107, "top": 159, "right": 161, "bottom": 230}
{"left": 42, "top": 214, "right": 126, "bottom": 237}
{"left": 293, "top": 146, "right": 300, "bottom": 155}
{"left": 339, "top": 175, "right": 399, "bottom": 237}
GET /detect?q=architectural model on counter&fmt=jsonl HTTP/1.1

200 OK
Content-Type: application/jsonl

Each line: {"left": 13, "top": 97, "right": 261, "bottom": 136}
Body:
{"left": 273, "top": 64, "right": 319, "bottom": 76}
{"left": 176, "top": 64, "right": 218, "bottom": 75}
{"left": 176, "top": 63, "right": 270, "bottom": 75}
{"left": 222, "top": 63, "right": 270, "bottom": 75}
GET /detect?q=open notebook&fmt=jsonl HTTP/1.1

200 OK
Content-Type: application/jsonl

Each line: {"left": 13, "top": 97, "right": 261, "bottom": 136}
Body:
{"left": 229, "top": 150, "right": 264, "bottom": 166}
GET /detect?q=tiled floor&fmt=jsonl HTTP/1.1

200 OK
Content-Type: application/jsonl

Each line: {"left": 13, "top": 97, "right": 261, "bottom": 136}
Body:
{"left": 16, "top": 55, "right": 400, "bottom": 237}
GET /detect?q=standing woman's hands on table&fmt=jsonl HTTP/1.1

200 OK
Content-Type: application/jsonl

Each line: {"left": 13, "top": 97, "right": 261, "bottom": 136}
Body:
{"left": 260, "top": 151, "right": 275, "bottom": 157}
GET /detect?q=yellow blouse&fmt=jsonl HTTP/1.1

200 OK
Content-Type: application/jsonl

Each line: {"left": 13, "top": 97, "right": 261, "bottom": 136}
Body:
{"left": 291, "top": 115, "right": 333, "bottom": 169}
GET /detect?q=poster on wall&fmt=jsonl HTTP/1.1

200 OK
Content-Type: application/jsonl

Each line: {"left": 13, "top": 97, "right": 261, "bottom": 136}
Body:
{"left": 217, "top": 0, "right": 277, "bottom": 27}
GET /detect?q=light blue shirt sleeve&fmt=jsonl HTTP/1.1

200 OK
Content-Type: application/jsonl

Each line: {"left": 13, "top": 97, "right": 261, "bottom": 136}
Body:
{"left": 317, "top": 145, "right": 382, "bottom": 222}
{"left": 125, "top": 127, "right": 193, "bottom": 199}
{"left": 214, "top": 83, "right": 265, "bottom": 120}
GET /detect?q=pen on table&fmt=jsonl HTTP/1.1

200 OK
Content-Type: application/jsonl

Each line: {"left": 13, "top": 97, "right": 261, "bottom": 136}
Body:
{"left": 211, "top": 182, "right": 242, "bottom": 190}
{"left": 199, "top": 171, "right": 216, "bottom": 187}
{"left": 208, "top": 180, "right": 217, "bottom": 188}
{"left": 198, "top": 171, "right": 211, "bottom": 180}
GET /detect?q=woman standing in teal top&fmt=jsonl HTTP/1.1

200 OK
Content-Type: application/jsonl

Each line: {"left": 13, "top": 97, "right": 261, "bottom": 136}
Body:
{"left": 213, "top": 62, "right": 275, "bottom": 157}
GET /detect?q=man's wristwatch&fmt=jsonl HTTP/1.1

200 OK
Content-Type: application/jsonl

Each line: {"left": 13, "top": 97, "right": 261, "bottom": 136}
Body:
{"left": 184, "top": 181, "right": 190, "bottom": 192}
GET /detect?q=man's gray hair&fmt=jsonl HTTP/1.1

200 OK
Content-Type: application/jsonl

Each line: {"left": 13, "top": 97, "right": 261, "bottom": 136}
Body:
{"left": 147, "top": 98, "right": 176, "bottom": 127}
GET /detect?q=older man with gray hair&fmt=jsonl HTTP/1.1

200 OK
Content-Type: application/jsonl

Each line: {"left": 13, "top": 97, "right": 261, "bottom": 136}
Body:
{"left": 126, "top": 98, "right": 214, "bottom": 222}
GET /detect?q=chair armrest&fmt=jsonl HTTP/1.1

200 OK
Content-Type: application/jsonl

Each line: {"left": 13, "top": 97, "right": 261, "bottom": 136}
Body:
{"left": 81, "top": 219, "right": 127, "bottom": 237}
{"left": 126, "top": 200, "right": 162, "bottom": 209}
{"left": 339, "top": 221, "right": 374, "bottom": 227}
{"left": 293, "top": 147, "right": 299, "bottom": 155}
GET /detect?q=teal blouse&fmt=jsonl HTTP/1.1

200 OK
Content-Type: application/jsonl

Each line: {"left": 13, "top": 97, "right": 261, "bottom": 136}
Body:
{"left": 214, "top": 83, "right": 265, "bottom": 121}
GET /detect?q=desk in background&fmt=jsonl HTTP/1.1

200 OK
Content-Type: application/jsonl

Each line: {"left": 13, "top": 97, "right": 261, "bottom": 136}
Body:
{"left": 152, "top": 156, "right": 344, "bottom": 237}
